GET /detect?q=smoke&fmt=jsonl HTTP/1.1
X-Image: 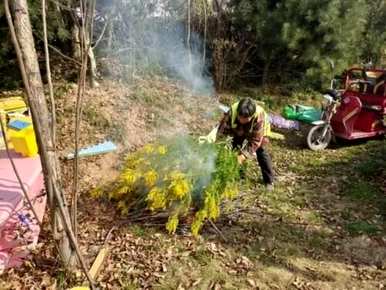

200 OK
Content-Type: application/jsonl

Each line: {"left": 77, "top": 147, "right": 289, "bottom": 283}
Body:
{"left": 151, "top": 26, "right": 214, "bottom": 96}
{"left": 150, "top": 136, "right": 218, "bottom": 200}
{"left": 96, "top": 0, "right": 214, "bottom": 96}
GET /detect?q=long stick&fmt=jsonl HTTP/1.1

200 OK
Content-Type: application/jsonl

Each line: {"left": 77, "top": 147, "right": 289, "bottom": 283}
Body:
{"left": 92, "top": 14, "right": 109, "bottom": 49}
{"left": 42, "top": 0, "right": 56, "bottom": 145}
{"left": 41, "top": 0, "right": 57, "bottom": 232}
{"left": 72, "top": 0, "right": 86, "bottom": 236}
{"left": 72, "top": 0, "right": 94, "bottom": 236}
{"left": 46, "top": 41, "right": 82, "bottom": 66}
{"left": 208, "top": 219, "right": 227, "bottom": 242}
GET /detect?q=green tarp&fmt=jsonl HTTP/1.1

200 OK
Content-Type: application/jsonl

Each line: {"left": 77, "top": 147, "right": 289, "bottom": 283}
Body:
{"left": 282, "top": 104, "right": 322, "bottom": 124}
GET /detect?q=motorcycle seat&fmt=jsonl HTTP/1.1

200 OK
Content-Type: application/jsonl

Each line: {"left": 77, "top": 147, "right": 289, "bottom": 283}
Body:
{"left": 358, "top": 94, "right": 386, "bottom": 109}
{"left": 362, "top": 104, "right": 383, "bottom": 111}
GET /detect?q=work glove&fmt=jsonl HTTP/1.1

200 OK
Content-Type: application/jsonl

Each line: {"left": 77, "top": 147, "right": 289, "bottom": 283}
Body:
{"left": 198, "top": 125, "right": 219, "bottom": 144}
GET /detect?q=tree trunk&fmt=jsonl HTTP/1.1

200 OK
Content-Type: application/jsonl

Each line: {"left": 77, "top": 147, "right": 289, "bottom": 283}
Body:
{"left": 87, "top": 0, "right": 98, "bottom": 88}
{"left": 72, "top": 24, "right": 82, "bottom": 61}
{"left": 107, "top": 3, "right": 117, "bottom": 51}
{"left": 262, "top": 60, "right": 271, "bottom": 89}
{"left": 202, "top": 0, "right": 207, "bottom": 65}
{"left": 12, "top": 0, "right": 75, "bottom": 265}
{"left": 88, "top": 43, "right": 99, "bottom": 88}
{"left": 107, "top": 22, "right": 113, "bottom": 50}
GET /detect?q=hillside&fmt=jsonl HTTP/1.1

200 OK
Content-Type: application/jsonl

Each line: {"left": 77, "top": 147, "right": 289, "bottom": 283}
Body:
{"left": 1, "top": 79, "right": 385, "bottom": 290}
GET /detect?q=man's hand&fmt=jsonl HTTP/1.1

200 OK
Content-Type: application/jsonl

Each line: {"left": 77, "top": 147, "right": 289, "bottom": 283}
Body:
{"left": 237, "top": 154, "right": 246, "bottom": 164}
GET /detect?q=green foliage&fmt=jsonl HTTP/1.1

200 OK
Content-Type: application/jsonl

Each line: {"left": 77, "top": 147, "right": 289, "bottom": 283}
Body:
{"left": 357, "top": 159, "right": 385, "bottom": 176}
{"left": 345, "top": 181, "right": 379, "bottom": 200}
{"left": 1, "top": 0, "right": 385, "bottom": 92}
{"left": 229, "top": 0, "right": 376, "bottom": 88}
{"left": 92, "top": 136, "right": 240, "bottom": 236}
{"left": 360, "top": 0, "right": 386, "bottom": 64}
{"left": 347, "top": 221, "right": 380, "bottom": 235}
{"left": 356, "top": 142, "right": 386, "bottom": 176}
{"left": 0, "top": 0, "right": 72, "bottom": 89}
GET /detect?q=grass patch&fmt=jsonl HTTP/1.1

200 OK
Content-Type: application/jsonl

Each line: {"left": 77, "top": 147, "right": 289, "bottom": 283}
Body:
{"left": 130, "top": 225, "right": 146, "bottom": 237}
{"left": 344, "top": 181, "right": 380, "bottom": 200}
{"left": 191, "top": 247, "right": 212, "bottom": 265}
{"left": 55, "top": 270, "right": 67, "bottom": 289}
{"left": 356, "top": 160, "right": 383, "bottom": 176}
{"left": 83, "top": 105, "right": 111, "bottom": 130}
{"left": 308, "top": 235, "right": 327, "bottom": 249}
{"left": 122, "top": 283, "right": 138, "bottom": 290}
{"left": 304, "top": 211, "right": 323, "bottom": 224}
{"left": 157, "top": 258, "right": 231, "bottom": 290}
{"left": 346, "top": 221, "right": 380, "bottom": 235}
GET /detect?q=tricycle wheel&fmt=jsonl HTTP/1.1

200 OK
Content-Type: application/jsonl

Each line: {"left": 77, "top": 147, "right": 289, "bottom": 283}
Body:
{"left": 307, "top": 125, "right": 332, "bottom": 151}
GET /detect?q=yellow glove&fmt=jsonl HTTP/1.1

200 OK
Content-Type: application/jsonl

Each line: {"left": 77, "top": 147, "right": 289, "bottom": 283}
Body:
{"left": 198, "top": 125, "right": 219, "bottom": 144}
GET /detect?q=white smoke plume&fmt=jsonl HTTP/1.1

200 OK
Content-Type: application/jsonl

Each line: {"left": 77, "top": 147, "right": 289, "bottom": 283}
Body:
{"left": 95, "top": 0, "right": 214, "bottom": 96}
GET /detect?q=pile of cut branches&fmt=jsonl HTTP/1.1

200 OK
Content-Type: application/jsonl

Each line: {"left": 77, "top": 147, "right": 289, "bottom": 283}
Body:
{"left": 92, "top": 136, "right": 240, "bottom": 236}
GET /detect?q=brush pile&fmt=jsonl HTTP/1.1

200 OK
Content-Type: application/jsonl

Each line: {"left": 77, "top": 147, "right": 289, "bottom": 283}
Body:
{"left": 92, "top": 136, "right": 240, "bottom": 236}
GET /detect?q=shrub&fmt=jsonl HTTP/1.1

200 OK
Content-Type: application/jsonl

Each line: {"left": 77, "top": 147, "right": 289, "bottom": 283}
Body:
{"left": 92, "top": 136, "right": 240, "bottom": 236}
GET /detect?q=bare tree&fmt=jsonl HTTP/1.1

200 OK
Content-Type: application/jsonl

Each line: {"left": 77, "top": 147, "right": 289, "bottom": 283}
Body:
{"left": 4, "top": 0, "right": 95, "bottom": 287}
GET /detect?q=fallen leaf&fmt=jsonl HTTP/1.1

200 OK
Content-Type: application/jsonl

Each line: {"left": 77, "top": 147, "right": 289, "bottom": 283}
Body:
{"left": 192, "top": 278, "right": 202, "bottom": 287}
{"left": 247, "top": 278, "right": 256, "bottom": 288}
{"left": 162, "top": 264, "right": 167, "bottom": 272}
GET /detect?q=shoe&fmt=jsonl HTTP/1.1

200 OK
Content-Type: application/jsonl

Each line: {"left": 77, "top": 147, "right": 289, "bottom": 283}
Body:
{"left": 265, "top": 183, "right": 274, "bottom": 192}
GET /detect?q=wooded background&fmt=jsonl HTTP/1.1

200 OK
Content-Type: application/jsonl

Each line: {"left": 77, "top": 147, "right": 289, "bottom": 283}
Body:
{"left": 1, "top": 0, "right": 385, "bottom": 91}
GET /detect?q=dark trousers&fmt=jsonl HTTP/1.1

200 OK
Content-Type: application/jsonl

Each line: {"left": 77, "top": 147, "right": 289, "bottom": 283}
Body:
{"left": 232, "top": 137, "right": 274, "bottom": 185}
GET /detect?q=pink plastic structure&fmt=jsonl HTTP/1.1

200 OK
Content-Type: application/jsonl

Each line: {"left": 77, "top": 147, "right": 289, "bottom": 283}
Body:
{"left": 0, "top": 150, "right": 45, "bottom": 272}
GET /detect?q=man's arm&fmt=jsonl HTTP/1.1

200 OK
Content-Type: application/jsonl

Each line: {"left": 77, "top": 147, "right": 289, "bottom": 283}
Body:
{"left": 217, "top": 112, "right": 232, "bottom": 137}
{"left": 242, "top": 111, "right": 265, "bottom": 157}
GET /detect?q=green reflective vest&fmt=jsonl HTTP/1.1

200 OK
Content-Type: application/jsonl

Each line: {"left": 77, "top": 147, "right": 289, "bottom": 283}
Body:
{"left": 230, "top": 101, "right": 271, "bottom": 136}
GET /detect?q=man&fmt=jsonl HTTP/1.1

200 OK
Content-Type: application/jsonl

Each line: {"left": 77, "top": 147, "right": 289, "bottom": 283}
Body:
{"left": 217, "top": 97, "right": 274, "bottom": 190}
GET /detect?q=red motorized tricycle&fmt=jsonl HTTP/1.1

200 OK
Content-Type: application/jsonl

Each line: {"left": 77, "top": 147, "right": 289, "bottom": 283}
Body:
{"left": 307, "top": 67, "right": 386, "bottom": 150}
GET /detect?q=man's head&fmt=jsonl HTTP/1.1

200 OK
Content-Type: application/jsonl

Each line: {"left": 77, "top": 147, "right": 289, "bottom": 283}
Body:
{"left": 237, "top": 97, "right": 256, "bottom": 124}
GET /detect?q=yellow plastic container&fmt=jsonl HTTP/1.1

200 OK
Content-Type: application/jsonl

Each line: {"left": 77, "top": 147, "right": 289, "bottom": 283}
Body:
{"left": 0, "top": 97, "right": 27, "bottom": 114}
{"left": 8, "top": 123, "right": 38, "bottom": 157}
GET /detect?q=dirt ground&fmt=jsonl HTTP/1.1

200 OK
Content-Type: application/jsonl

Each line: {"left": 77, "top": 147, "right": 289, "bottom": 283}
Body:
{"left": 1, "top": 79, "right": 385, "bottom": 290}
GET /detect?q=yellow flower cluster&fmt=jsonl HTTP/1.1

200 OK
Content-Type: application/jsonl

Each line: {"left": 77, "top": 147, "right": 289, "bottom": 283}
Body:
{"left": 139, "top": 144, "right": 167, "bottom": 156}
{"left": 189, "top": 179, "right": 238, "bottom": 236}
{"left": 157, "top": 145, "right": 167, "bottom": 155}
{"left": 223, "top": 184, "right": 238, "bottom": 200}
{"left": 143, "top": 144, "right": 154, "bottom": 154}
{"left": 147, "top": 187, "right": 166, "bottom": 210}
{"left": 166, "top": 214, "right": 179, "bottom": 234}
{"left": 90, "top": 187, "right": 103, "bottom": 198}
{"left": 144, "top": 169, "right": 158, "bottom": 187}
{"left": 206, "top": 195, "right": 220, "bottom": 220}
{"left": 191, "top": 209, "right": 208, "bottom": 237}
{"left": 90, "top": 139, "right": 240, "bottom": 237}
{"left": 167, "top": 171, "right": 192, "bottom": 199}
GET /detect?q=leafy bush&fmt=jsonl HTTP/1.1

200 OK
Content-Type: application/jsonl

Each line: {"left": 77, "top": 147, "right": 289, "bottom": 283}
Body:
{"left": 92, "top": 136, "right": 240, "bottom": 236}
